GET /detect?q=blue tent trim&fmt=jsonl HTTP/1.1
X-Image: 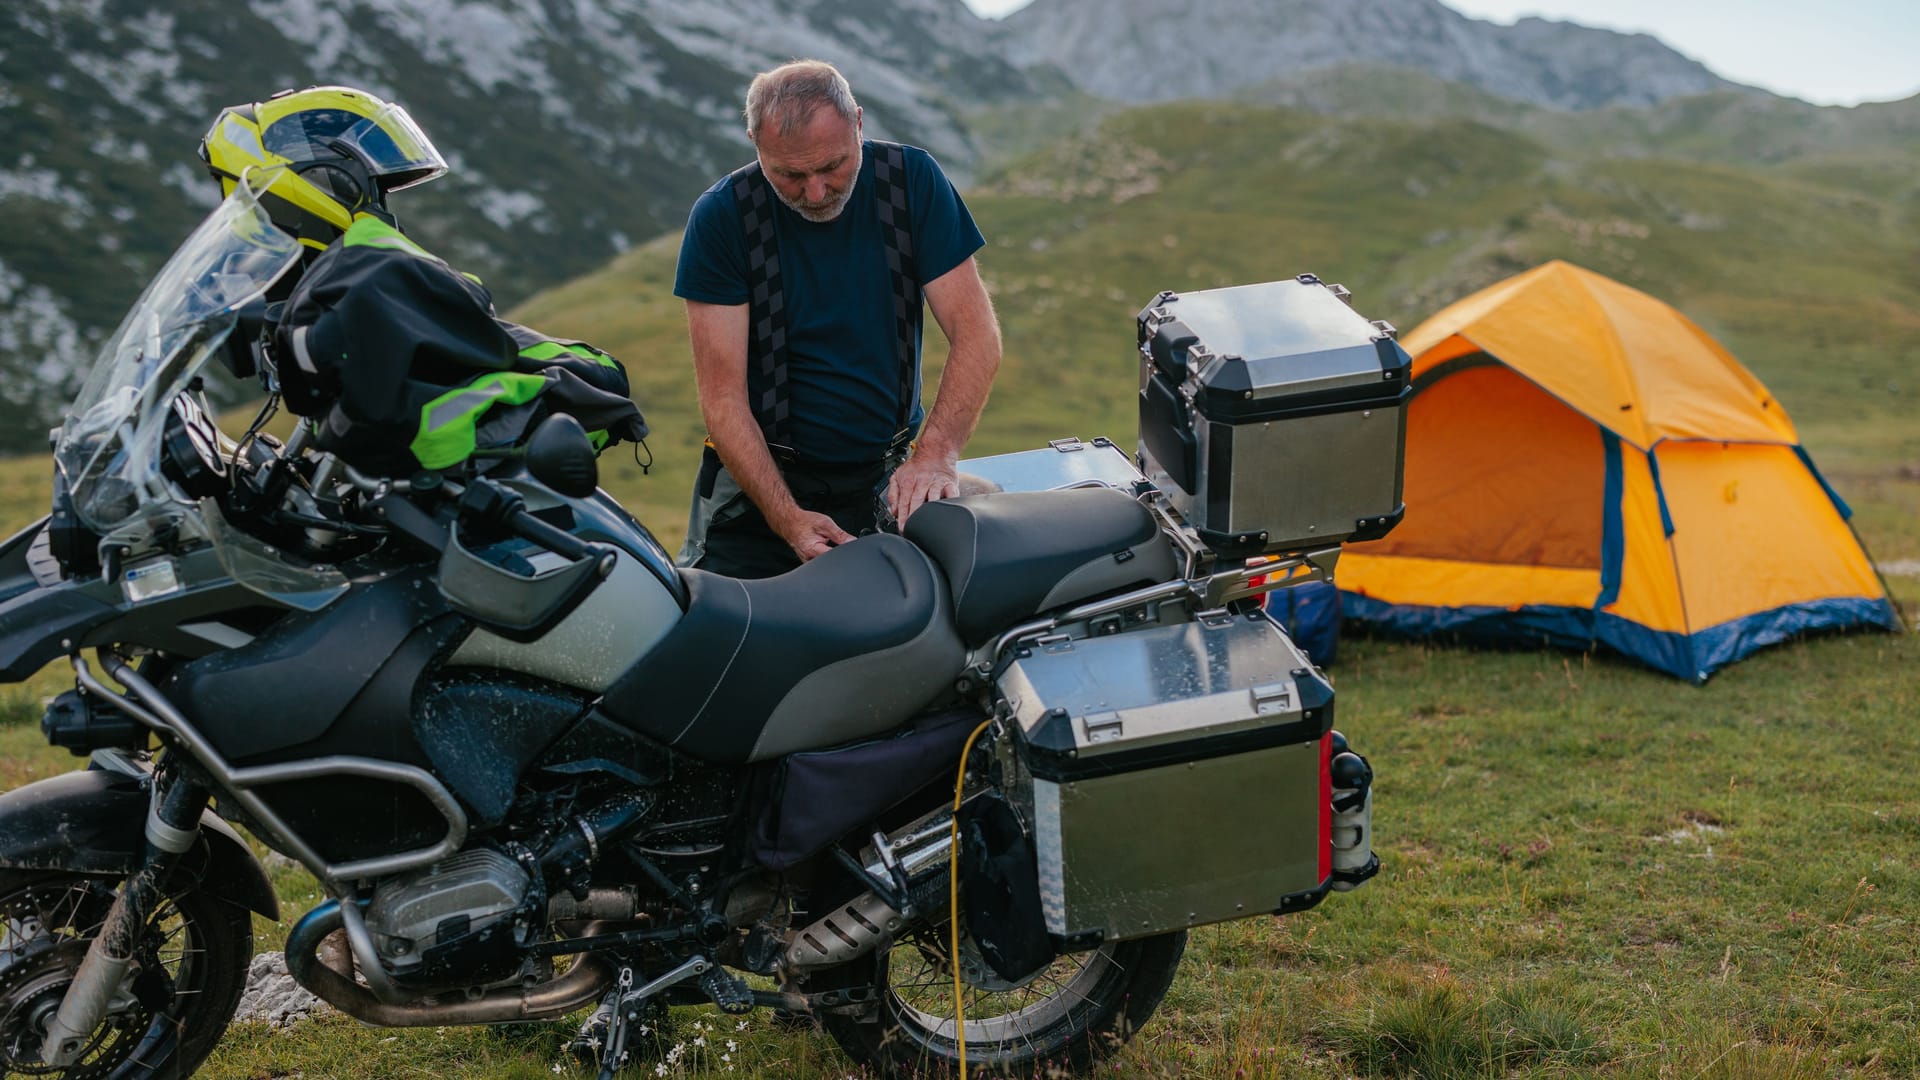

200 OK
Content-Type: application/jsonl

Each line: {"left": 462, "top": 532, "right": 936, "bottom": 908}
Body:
{"left": 1343, "top": 591, "right": 1901, "bottom": 683}
{"left": 1792, "top": 444, "right": 1854, "bottom": 521}
{"left": 1644, "top": 445, "right": 1676, "bottom": 537}
{"left": 1596, "top": 431, "right": 1625, "bottom": 609}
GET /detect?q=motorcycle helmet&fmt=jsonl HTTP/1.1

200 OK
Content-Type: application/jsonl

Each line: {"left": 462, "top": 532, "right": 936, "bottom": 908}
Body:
{"left": 198, "top": 85, "right": 447, "bottom": 248}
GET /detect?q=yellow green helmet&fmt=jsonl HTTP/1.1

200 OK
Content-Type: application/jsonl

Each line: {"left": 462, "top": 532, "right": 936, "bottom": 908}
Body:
{"left": 198, "top": 85, "right": 447, "bottom": 248}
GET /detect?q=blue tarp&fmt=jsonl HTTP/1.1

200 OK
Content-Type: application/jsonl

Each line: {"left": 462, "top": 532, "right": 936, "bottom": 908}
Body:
{"left": 1267, "top": 580, "right": 1342, "bottom": 666}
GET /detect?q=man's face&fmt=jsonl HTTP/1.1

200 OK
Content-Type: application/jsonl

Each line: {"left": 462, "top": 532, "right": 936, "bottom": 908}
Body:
{"left": 753, "top": 105, "right": 863, "bottom": 223}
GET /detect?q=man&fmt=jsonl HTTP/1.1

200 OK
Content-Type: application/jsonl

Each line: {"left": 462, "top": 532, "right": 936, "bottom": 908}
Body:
{"left": 673, "top": 59, "right": 1001, "bottom": 577}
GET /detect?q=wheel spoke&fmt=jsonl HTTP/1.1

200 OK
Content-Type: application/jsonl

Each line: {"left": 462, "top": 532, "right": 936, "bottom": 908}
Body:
{"left": 0, "top": 874, "right": 236, "bottom": 1079}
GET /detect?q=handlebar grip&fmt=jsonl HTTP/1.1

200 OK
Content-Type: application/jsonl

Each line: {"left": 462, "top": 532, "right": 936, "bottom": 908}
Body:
{"left": 509, "top": 509, "right": 613, "bottom": 573}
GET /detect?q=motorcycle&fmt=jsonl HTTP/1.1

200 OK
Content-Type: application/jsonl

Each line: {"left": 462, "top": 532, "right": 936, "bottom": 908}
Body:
{"left": 0, "top": 178, "right": 1382, "bottom": 1078}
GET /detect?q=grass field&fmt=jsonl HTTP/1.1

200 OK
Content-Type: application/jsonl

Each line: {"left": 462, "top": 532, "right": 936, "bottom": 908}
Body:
{"left": 0, "top": 98, "right": 1916, "bottom": 1077}
{"left": 0, "top": 587, "right": 1913, "bottom": 1079}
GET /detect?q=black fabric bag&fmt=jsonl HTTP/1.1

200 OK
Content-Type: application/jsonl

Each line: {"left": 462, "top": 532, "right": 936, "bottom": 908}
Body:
{"left": 276, "top": 220, "right": 644, "bottom": 473}
{"left": 960, "top": 794, "right": 1053, "bottom": 982}
{"left": 751, "top": 706, "right": 980, "bottom": 871}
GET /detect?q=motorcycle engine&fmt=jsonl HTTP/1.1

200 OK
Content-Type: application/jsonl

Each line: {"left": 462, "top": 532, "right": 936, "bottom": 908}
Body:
{"left": 363, "top": 848, "right": 534, "bottom": 986}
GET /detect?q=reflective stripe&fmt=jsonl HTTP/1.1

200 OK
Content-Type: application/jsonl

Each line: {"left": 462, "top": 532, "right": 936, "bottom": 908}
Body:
{"left": 288, "top": 324, "right": 319, "bottom": 375}
{"left": 519, "top": 339, "right": 620, "bottom": 369}
{"left": 519, "top": 341, "right": 569, "bottom": 361}
{"left": 410, "top": 371, "right": 552, "bottom": 469}
{"left": 423, "top": 382, "right": 513, "bottom": 431}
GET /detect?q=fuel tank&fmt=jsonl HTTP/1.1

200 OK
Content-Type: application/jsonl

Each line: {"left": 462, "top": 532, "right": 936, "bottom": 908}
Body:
{"left": 446, "top": 482, "right": 686, "bottom": 693}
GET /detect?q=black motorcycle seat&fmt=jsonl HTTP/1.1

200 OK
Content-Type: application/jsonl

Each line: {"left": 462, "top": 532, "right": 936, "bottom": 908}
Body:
{"left": 904, "top": 488, "right": 1181, "bottom": 647}
{"left": 599, "top": 533, "right": 964, "bottom": 764}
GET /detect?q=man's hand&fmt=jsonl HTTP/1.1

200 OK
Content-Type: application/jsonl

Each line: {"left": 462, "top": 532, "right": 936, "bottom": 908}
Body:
{"left": 772, "top": 507, "right": 856, "bottom": 562}
{"left": 899, "top": 257, "right": 999, "bottom": 527}
{"left": 888, "top": 448, "right": 960, "bottom": 526}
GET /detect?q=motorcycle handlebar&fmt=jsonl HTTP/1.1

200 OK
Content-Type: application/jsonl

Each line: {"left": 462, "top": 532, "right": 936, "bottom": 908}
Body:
{"left": 507, "top": 507, "right": 601, "bottom": 565}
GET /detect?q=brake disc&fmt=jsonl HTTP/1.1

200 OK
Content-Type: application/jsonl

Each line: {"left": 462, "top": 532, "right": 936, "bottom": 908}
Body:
{"left": 0, "top": 932, "right": 151, "bottom": 1076}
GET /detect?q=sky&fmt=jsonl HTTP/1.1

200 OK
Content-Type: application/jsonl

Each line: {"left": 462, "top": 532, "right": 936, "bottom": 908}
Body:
{"left": 959, "top": 0, "right": 1920, "bottom": 106}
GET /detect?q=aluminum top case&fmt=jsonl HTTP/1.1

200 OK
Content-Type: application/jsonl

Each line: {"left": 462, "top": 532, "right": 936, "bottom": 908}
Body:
{"left": 1137, "top": 276, "right": 1411, "bottom": 557}
{"left": 994, "top": 610, "right": 1335, "bottom": 943}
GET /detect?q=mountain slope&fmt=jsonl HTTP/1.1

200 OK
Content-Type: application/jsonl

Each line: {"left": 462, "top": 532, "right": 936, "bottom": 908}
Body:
{"left": 0, "top": 0, "right": 1029, "bottom": 451}
{"left": 507, "top": 101, "right": 1919, "bottom": 556}
{"left": 1001, "top": 0, "right": 1741, "bottom": 109}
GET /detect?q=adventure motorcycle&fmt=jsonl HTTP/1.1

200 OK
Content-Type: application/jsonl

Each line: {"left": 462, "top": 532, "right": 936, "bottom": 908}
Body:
{"left": 0, "top": 180, "right": 1385, "bottom": 1078}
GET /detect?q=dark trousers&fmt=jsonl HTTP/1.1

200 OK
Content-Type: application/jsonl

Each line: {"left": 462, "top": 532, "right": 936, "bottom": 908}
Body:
{"left": 676, "top": 447, "right": 896, "bottom": 579}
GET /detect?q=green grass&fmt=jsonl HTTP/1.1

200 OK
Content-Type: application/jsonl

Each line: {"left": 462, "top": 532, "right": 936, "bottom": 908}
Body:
{"left": 0, "top": 594, "right": 1914, "bottom": 1077}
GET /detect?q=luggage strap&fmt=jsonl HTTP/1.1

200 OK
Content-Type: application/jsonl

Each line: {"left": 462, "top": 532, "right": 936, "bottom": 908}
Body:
{"left": 731, "top": 141, "right": 919, "bottom": 450}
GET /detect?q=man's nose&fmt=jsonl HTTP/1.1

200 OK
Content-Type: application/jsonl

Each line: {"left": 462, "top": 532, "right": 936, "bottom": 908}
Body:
{"left": 805, "top": 176, "right": 829, "bottom": 203}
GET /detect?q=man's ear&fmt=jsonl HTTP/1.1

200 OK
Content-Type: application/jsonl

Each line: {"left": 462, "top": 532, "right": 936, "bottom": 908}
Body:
{"left": 854, "top": 105, "right": 863, "bottom": 136}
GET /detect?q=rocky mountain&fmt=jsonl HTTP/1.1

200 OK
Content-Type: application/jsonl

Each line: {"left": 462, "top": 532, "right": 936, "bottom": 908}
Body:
{"left": 0, "top": 0, "right": 1035, "bottom": 451}
{"left": 0, "top": 0, "right": 1875, "bottom": 455}
{"left": 1001, "top": 0, "right": 1741, "bottom": 109}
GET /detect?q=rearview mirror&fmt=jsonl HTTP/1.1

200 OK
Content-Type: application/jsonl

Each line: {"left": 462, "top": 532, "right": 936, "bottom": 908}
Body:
{"left": 525, "top": 413, "right": 598, "bottom": 498}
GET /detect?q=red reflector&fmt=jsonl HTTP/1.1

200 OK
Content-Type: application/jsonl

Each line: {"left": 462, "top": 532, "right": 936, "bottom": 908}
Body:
{"left": 1319, "top": 731, "right": 1333, "bottom": 883}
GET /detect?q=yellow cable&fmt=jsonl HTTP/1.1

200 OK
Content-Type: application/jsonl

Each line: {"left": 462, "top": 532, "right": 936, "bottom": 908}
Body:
{"left": 949, "top": 718, "right": 994, "bottom": 1079}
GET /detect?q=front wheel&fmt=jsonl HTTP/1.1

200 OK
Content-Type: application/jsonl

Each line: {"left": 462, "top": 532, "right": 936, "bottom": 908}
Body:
{"left": 0, "top": 871, "right": 252, "bottom": 1078}
{"left": 818, "top": 926, "right": 1187, "bottom": 1079}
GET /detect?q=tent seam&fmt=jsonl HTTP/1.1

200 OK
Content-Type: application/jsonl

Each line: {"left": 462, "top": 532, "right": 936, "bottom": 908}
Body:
{"left": 1569, "top": 269, "right": 1652, "bottom": 450}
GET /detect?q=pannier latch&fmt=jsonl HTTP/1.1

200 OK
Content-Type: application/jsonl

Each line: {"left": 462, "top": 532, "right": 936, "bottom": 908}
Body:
{"left": 1083, "top": 712, "right": 1125, "bottom": 745}
{"left": 1249, "top": 682, "right": 1293, "bottom": 716}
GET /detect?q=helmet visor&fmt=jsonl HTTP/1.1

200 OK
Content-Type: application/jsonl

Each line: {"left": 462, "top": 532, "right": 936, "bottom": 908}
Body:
{"left": 261, "top": 101, "right": 447, "bottom": 191}
{"left": 335, "top": 102, "right": 447, "bottom": 190}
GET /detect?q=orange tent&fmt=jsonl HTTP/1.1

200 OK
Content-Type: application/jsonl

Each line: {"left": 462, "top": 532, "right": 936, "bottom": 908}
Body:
{"left": 1339, "top": 261, "right": 1901, "bottom": 681}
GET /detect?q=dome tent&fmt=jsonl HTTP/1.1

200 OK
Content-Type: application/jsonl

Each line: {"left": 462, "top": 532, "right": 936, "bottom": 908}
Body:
{"left": 1338, "top": 261, "right": 1902, "bottom": 682}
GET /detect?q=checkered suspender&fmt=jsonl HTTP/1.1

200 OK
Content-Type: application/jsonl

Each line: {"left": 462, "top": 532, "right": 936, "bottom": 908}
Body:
{"left": 871, "top": 142, "right": 921, "bottom": 434}
{"left": 733, "top": 165, "right": 791, "bottom": 447}
{"left": 730, "top": 142, "right": 918, "bottom": 452}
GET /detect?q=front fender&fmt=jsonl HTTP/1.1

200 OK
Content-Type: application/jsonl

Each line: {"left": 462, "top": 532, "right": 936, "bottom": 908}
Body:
{"left": 0, "top": 769, "right": 279, "bottom": 920}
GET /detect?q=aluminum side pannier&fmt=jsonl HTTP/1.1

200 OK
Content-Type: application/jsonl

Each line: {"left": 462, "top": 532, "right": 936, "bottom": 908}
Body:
{"left": 993, "top": 609, "right": 1336, "bottom": 944}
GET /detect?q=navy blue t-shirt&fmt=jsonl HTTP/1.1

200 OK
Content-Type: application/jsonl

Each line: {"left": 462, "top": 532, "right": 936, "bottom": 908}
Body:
{"left": 674, "top": 141, "right": 985, "bottom": 465}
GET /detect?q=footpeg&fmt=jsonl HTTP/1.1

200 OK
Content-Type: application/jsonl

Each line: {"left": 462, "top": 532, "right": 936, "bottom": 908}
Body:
{"left": 598, "top": 957, "right": 710, "bottom": 1080}
{"left": 700, "top": 966, "right": 753, "bottom": 1014}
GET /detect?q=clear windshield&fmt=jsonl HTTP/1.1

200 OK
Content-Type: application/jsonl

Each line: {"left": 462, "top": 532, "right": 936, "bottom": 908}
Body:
{"left": 55, "top": 172, "right": 300, "bottom": 542}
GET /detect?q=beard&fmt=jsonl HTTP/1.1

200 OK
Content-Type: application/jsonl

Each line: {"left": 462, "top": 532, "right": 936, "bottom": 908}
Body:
{"left": 771, "top": 145, "right": 862, "bottom": 223}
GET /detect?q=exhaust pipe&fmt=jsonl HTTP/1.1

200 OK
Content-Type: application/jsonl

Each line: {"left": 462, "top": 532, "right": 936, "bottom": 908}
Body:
{"left": 285, "top": 900, "right": 614, "bottom": 1026}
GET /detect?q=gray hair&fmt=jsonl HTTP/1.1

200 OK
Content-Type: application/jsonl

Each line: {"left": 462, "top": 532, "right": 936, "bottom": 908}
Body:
{"left": 744, "top": 60, "right": 858, "bottom": 139}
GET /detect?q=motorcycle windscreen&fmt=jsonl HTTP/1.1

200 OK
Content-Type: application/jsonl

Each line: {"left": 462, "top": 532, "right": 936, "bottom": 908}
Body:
{"left": 55, "top": 170, "right": 300, "bottom": 542}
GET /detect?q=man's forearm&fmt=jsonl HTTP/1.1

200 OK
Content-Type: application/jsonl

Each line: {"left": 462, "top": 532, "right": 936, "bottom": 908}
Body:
{"left": 916, "top": 330, "right": 1001, "bottom": 459}
{"left": 703, "top": 396, "right": 800, "bottom": 529}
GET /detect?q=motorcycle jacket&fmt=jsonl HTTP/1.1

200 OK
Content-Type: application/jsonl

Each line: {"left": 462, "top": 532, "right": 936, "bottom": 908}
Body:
{"left": 276, "top": 214, "right": 646, "bottom": 473}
